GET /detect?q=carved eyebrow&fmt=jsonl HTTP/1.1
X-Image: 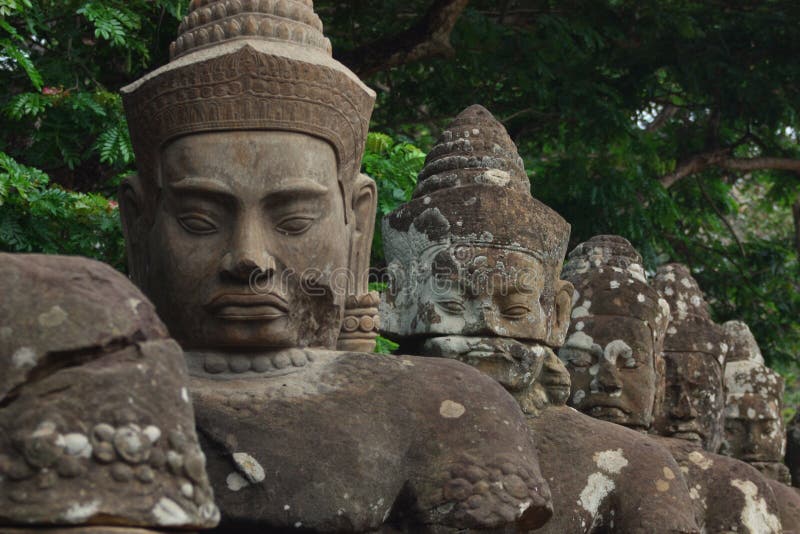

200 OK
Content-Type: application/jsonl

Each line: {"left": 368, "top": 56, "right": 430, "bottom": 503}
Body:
{"left": 169, "top": 177, "right": 235, "bottom": 197}
{"left": 262, "top": 179, "right": 330, "bottom": 200}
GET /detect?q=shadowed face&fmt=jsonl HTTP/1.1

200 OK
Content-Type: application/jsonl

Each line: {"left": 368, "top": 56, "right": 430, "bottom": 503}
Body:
{"left": 141, "top": 131, "right": 348, "bottom": 350}
{"left": 654, "top": 352, "right": 725, "bottom": 452}
{"left": 723, "top": 361, "right": 785, "bottom": 463}
{"left": 560, "top": 317, "right": 657, "bottom": 430}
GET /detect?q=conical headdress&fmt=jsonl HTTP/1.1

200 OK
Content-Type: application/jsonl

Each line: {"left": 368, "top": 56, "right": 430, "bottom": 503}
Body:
{"left": 122, "top": 0, "right": 375, "bottom": 197}
{"left": 414, "top": 105, "right": 530, "bottom": 198}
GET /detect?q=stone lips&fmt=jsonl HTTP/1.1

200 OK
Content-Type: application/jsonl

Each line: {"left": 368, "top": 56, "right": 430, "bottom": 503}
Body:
{"left": 123, "top": 42, "right": 374, "bottom": 201}
{"left": 0, "top": 253, "right": 218, "bottom": 529}
{"left": 414, "top": 105, "right": 530, "bottom": 198}
{"left": 173, "top": 0, "right": 330, "bottom": 60}
{"left": 385, "top": 185, "right": 570, "bottom": 267}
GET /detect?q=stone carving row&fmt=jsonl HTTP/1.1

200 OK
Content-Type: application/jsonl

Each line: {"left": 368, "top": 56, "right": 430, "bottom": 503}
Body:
{"left": 3, "top": 0, "right": 799, "bottom": 532}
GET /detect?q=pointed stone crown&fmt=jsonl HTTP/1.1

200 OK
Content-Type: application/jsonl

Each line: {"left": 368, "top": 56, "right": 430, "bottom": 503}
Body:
{"left": 121, "top": 0, "right": 374, "bottom": 200}
{"left": 172, "top": 0, "right": 331, "bottom": 60}
{"left": 561, "top": 235, "right": 669, "bottom": 336}
{"left": 652, "top": 263, "right": 711, "bottom": 322}
{"left": 413, "top": 105, "right": 530, "bottom": 198}
{"left": 724, "top": 320, "right": 764, "bottom": 364}
{"left": 561, "top": 235, "right": 647, "bottom": 284}
{"left": 385, "top": 105, "right": 567, "bottom": 267}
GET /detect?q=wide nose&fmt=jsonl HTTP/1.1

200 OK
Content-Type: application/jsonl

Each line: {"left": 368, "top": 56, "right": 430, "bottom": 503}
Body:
{"left": 220, "top": 221, "right": 277, "bottom": 282}
{"left": 597, "top": 361, "right": 623, "bottom": 394}
{"left": 670, "top": 390, "right": 697, "bottom": 420}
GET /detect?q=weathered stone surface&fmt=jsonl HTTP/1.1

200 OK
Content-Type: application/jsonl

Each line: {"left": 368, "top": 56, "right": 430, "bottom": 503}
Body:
{"left": 383, "top": 118, "right": 699, "bottom": 533}
{"left": 653, "top": 436, "right": 783, "bottom": 533}
{"left": 534, "top": 407, "right": 698, "bottom": 533}
{"left": 121, "top": 0, "right": 378, "bottom": 352}
{"left": 0, "top": 253, "right": 218, "bottom": 529}
{"left": 188, "top": 348, "right": 552, "bottom": 532}
{"left": 652, "top": 264, "right": 728, "bottom": 453}
{"left": 766, "top": 477, "right": 800, "bottom": 533}
{"left": 721, "top": 320, "right": 788, "bottom": 486}
{"left": 560, "top": 236, "right": 671, "bottom": 432}
{"left": 414, "top": 104, "right": 531, "bottom": 198}
{"left": 122, "top": 16, "right": 552, "bottom": 529}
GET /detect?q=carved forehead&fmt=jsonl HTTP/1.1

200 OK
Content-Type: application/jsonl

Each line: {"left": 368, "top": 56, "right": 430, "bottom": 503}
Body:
{"left": 161, "top": 130, "right": 337, "bottom": 186}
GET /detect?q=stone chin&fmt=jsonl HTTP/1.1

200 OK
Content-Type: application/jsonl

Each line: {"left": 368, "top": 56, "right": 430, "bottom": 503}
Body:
{"left": 420, "top": 336, "right": 547, "bottom": 392}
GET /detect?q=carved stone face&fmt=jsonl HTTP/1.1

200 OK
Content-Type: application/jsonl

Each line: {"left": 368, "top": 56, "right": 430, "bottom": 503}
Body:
{"left": 560, "top": 316, "right": 657, "bottom": 430}
{"left": 411, "top": 245, "right": 550, "bottom": 340}
{"left": 654, "top": 352, "right": 725, "bottom": 451}
{"left": 130, "top": 131, "right": 348, "bottom": 350}
{"left": 724, "top": 361, "right": 785, "bottom": 463}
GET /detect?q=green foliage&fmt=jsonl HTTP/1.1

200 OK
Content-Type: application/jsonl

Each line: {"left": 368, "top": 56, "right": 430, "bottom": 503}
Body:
{"left": 361, "top": 132, "right": 426, "bottom": 266}
{"left": 0, "top": 151, "right": 125, "bottom": 269}
{"left": 324, "top": 0, "right": 800, "bottom": 369}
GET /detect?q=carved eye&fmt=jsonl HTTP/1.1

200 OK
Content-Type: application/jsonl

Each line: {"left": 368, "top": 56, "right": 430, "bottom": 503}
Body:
{"left": 437, "top": 300, "right": 465, "bottom": 314}
{"left": 276, "top": 216, "right": 315, "bottom": 235}
{"left": 178, "top": 213, "right": 218, "bottom": 235}
{"left": 501, "top": 304, "right": 531, "bottom": 318}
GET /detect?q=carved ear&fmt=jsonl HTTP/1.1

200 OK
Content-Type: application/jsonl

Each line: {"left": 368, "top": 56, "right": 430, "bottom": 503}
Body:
{"left": 118, "top": 174, "right": 148, "bottom": 285}
{"left": 348, "top": 173, "right": 378, "bottom": 297}
{"left": 549, "top": 279, "right": 574, "bottom": 347}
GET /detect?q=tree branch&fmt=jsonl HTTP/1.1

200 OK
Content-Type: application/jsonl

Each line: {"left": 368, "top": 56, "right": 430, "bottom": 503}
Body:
{"left": 337, "top": 0, "right": 469, "bottom": 78}
{"left": 660, "top": 152, "right": 800, "bottom": 189}
{"left": 696, "top": 177, "right": 746, "bottom": 257}
{"left": 644, "top": 104, "right": 679, "bottom": 133}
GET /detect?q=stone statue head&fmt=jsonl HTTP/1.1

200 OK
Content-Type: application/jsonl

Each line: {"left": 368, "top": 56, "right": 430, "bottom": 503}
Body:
{"left": 0, "top": 253, "right": 218, "bottom": 529}
{"left": 559, "top": 236, "right": 671, "bottom": 431}
{"left": 380, "top": 105, "right": 574, "bottom": 411}
{"left": 119, "top": 0, "right": 377, "bottom": 352}
{"left": 651, "top": 264, "right": 728, "bottom": 452}
{"left": 723, "top": 320, "right": 786, "bottom": 467}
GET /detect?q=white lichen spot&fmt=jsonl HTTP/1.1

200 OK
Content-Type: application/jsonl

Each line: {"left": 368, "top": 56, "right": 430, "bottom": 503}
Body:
{"left": 689, "top": 487, "right": 700, "bottom": 500}
{"left": 688, "top": 451, "right": 713, "bottom": 471}
{"left": 63, "top": 433, "right": 91, "bottom": 458}
{"left": 578, "top": 472, "right": 614, "bottom": 516}
{"left": 731, "top": 479, "right": 782, "bottom": 533}
{"left": 226, "top": 472, "right": 250, "bottom": 492}
{"left": 572, "top": 306, "right": 589, "bottom": 319}
{"left": 593, "top": 449, "right": 628, "bottom": 474}
{"left": 143, "top": 426, "right": 161, "bottom": 444}
{"left": 63, "top": 500, "right": 100, "bottom": 523}
{"left": 284, "top": 504, "right": 291, "bottom": 510}
{"left": 573, "top": 390, "right": 586, "bottom": 405}
{"left": 12, "top": 346, "right": 37, "bottom": 368}
{"left": 575, "top": 321, "right": 585, "bottom": 331}
{"left": 637, "top": 294, "right": 646, "bottom": 303}
{"left": 655, "top": 479, "right": 670, "bottom": 492}
{"left": 663, "top": 467, "right": 675, "bottom": 480}
{"left": 609, "top": 280, "right": 620, "bottom": 290}
{"left": 747, "top": 408, "right": 756, "bottom": 419}
{"left": 233, "top": 452, "right": 265, "bottom": 483}
{"left": 38, "top": 305, "right": 68, "bottom": 328}
{"left": 664, "top": 286, "right": 674, "bottom": 296}
{"left": 295, "top": 521, "right": 303, "bottom": 528}
{"left": 440, "top": 400, "right": 466, "bottom": 419}
{"left": 127, "top": 298, "right": 142, "bottom": 314}
{"left": 152, "top": 497, "right": 190, "bottom": 526}
{"left": 181, "top": 387, "right": 189, "bottom": 403}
